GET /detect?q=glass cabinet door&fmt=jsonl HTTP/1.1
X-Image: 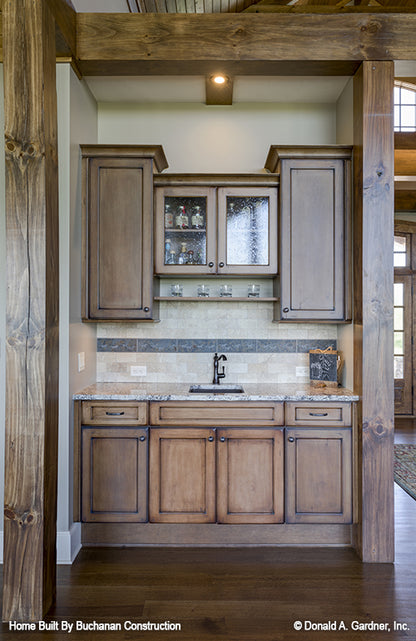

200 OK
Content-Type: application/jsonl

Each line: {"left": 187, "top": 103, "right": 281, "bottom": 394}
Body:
{"left": 217, "top": 187, "right": 278, "bottom": 275}
{"left": 155, "top": 187, "right": 216, "bottom": 274}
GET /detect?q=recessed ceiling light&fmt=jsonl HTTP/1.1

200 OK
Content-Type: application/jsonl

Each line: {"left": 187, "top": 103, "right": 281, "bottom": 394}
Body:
{"left": 212, "top": 74, "right": 227, "bottom": 85}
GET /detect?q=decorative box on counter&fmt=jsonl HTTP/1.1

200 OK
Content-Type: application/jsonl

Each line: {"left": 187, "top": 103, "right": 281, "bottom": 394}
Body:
{"left": 309, "top": 348, "right": 343, "bottom": 388}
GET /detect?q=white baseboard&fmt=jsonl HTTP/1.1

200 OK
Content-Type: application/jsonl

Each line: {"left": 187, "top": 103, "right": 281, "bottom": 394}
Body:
{"left": 0, "top": 523, "right": 81, "bottom": 565}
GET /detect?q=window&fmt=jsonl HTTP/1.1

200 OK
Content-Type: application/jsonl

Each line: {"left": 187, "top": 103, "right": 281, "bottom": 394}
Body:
{"left": 394, "top": 233, "right": 409, "bottom": 268}
{"left": 394, "top": 83, "right": 416, "bottom": 132}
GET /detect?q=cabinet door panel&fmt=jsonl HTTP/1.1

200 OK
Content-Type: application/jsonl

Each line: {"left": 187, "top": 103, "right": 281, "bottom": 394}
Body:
{"left": 149, "top": 428, "right": 216, "bottom": 523}
{"left": 82, "top": 427, "right": 148, "bottom": 523}
{"left": 217, "top": 187, "right": 278, "bottom": 275}
{"left": 85, "top": 155, "right": 154, "bottom": 320}
{"left": 280, "top": 159, "right": 346, "bottom": 320}
{"left": 285, "top": 427, "right": 352, "bottom": 524}
{"left": 154, "top": 187, "right": 216, "bottom": 274}
{"left": 217, "top": 428, "right": 284, "bottom": 523}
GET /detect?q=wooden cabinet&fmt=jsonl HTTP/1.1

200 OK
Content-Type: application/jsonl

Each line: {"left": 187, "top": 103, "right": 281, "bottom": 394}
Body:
{"left": 81, "top": 145, "right": 168, "bottom": 321}
{"left": 265, "top": 146, "right": 351, "bottom": 321}
{"left": 217, "top": 428, "right": 284, "bottom": 524}
{"left": 285, "top": 427, "right": 352, "bottom": 524}
{"left": 81, "top": 427, "right": 148, "bottom": 523}
{"left": 154, "top": 176, "right": 278, "bottom": 276}
{"left": 149, "top": 427, "right": 216, "bottom": 523}
{"left": 149, "top": 423, "right": 284, "bottom": 525}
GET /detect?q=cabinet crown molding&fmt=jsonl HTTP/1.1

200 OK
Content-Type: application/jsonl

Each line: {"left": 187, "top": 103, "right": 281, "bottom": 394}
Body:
{"left": 265, "top": 145, "right": 353, "bottom": 174}
{"left": 80, "top": 144, "right": 168, "bottom": 173}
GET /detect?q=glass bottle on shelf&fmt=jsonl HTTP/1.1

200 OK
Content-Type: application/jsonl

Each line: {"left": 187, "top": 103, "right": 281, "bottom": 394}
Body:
{"left": 167, "top": 249, "right": 176, "bottom": 265}
{"left": 191, "top": 205, "right": 204, "bottom": 229}
{"left": 178, "top": 242, "right": 188, "bottom": 264}
{"left": 165, "top": 239, "right": 171, "bottom": 264}
{"left": 187, "top": 249, "right": 194, "bottom": 264}
{"left": 164, "top": 204, "right": 174, "bottom": 229}
{"left": 175, "top": 205, "right": 189, "bottom": 229}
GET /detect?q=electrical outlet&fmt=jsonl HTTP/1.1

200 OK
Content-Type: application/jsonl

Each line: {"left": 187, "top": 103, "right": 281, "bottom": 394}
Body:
{"left": 131, "top": 365, "right": 147, "bottom": 377}
{"left": 296, "top": 366, "right": 309, "bottom": 377}
{"left": 78, "top": 352, "right": 85, "bottom": 373}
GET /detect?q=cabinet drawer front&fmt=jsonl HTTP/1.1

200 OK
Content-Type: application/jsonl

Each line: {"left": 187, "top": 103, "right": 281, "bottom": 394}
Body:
{"left": 82, "top": 401, "right": 148, "bottom": 425}
{"left": 285, "top": 402, "right": 351, "bottom": 427}
{"left": 149, "top": 401, "right": 284, "bottom": 426}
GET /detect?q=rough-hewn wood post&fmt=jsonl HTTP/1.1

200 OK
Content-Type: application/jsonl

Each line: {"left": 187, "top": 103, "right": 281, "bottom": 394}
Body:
{"left": 353, "top": 61, "right": 395, "bottom": 563}
{"left": 2, "top": 0, "right": 59, "bottom": 621}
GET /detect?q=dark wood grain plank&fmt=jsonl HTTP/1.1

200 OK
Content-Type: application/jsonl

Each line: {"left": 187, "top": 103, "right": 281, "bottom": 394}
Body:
{"left": 353, "top": 61, "right": 395, "bottom": 562}
{"left": 2, "top": 0, "right": 59, "bottom": 621}
{"left": 76, "top": 12, "right": 416, "bottom": 77}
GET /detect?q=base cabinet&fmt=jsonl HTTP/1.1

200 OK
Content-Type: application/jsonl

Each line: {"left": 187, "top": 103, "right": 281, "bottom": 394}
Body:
{"left": 82, "top": 427, "right": 148, "bottom": 523}
{"left": 149, "top": 427, "right": 284, "bottom": 524}
{"left": 217, "top": 428, "right": 284, "bottom": 524}
{"left": 285, "top": 427, "right": 352, "bottom": 524}
{"left": 149, "top": 427, "right": 216, "bottom": 523}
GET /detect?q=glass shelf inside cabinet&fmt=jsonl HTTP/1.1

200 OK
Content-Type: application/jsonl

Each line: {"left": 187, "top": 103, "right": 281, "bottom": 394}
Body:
{"left": 164, "top": 196, "right": 207, "bottom": 267}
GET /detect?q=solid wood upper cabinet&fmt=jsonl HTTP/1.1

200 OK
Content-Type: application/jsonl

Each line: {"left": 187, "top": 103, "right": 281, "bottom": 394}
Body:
{"left": 217, "top": 428, "right": 284, "bottom": 524}
{"left": 82, "top": 426, "right": 148, "bottom": 523}
{"left": 285, "top": 427, "right": 352, "bottom": 524}
{"left": 81, "top": 145, "right": 168, "bottom": 321}
{"left": 154, "top": 175, "right": 278, "bottom": 275}
{"left": 265, "top": 146, "right": 352, "bottom": 322}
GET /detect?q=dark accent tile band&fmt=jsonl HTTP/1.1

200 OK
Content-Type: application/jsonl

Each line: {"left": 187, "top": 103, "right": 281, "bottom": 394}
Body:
{"left": 98, "top": 338, "right": 336, "bottom": 354}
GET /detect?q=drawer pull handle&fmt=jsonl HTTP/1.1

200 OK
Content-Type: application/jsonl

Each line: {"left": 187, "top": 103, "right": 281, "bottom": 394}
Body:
{"left": 309, "top": 412, "right": 328, "bottom": 417}
{"left": 105, "top": 411, "right": 125, "bottom": 416}
{"left": 140, "top": 435, "right": 146, "bottom": 442}
{"left": 220, "top": 436, "right": 226, "bottom": 442}
{"left": 288, "top": 436, "right": 295, "bottom": 443}
{"left": 208, "top": 435, "right": 214, "bottom": 442}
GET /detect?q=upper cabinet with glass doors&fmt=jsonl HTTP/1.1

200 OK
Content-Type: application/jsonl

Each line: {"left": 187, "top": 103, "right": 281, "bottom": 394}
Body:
{"left": 154, "top": 177, "right": 278, "bottom": 276}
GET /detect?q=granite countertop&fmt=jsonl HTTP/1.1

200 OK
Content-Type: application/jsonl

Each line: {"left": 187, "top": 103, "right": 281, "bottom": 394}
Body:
{"left": 73, "top": 382, "right": 359, "bottom": 402}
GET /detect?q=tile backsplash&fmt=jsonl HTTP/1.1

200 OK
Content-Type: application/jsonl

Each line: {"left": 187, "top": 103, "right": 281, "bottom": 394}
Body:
{"left": 96, "top": 301, "right": 338, "bottom": 384}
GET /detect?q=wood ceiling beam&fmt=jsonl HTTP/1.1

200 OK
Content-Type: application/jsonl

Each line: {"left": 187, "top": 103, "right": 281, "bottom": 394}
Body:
{"left": 76, "top": 12, "right": 416, "bottom": 76}
{"left": 48, "top": 0, "right": 77, "bottom": 57}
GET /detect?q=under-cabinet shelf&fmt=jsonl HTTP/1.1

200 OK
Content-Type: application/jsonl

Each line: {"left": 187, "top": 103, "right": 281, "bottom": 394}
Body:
{"left": 154, "top": 296, "right": 278, "bottom": 302}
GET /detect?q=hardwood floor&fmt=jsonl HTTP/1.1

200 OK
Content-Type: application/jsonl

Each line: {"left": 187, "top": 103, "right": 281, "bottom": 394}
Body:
{"left": 1, "top": 420, "right": 415, "bottom": 640}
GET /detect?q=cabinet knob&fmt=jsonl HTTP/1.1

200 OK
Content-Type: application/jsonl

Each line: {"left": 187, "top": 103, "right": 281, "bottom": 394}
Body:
{"left": 288, "top": 436, "right": 295, "bottom": 443}
{"left": 208, "top": 435, "right": 214, "bottom": 442}
{"left": 219, "top": 262, "right": 225, "bottom": 268}
{"left": 220, "top": 436, "right": 226, "bottom": 442}
{"left": 283, "top": 307, "right": 289, "bottom": 313}
{"left": 140, "top": 435, "right": 146, "bottom": 442}
{"left": 208, "top": 261, "right": 214, "bottom": 268}
{"left": 144, "top": 307, "right": 150, "bottom": 313}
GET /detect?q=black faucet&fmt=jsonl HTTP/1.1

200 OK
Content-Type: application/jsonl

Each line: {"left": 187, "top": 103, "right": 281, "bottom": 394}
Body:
{"left": 213, "top": 352, "right": 227, "bottom": 385}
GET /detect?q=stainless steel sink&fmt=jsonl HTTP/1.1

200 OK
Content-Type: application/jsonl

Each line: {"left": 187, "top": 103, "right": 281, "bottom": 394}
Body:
{"left": 189, "top": 384, "right": 244, "bottom": 394}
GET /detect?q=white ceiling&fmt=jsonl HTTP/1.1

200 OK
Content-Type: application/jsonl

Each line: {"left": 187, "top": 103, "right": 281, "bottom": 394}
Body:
{"left": 85, "top": 76, "right": 351, "bottom": 103}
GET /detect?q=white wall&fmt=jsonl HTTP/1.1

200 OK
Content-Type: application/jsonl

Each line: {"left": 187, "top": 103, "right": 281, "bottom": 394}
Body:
{"left": 56, "top": 65, "right": 98, "bottom": 561}
{"left": 336, "top": 78, "right": 354, "bottom": 391}
{"left": 99, "top": 102, "right": 337, "bottom": 172}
